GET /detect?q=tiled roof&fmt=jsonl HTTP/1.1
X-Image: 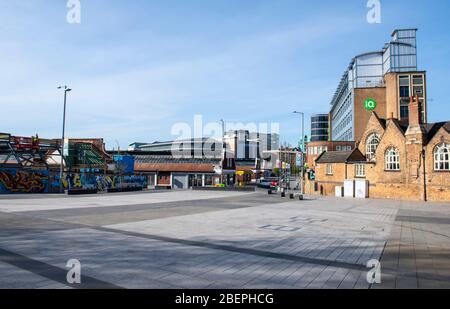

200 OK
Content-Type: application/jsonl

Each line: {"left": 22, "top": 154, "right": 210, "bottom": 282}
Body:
{"left": 133, "top": 154, "right": 221, "bottom": 173}
{"left": 316, "top": 149, "right": 366, "bottom": 164}
{"left": 383, "top": 119, "right": 450, "bottom": 144}
{"left": 135, "top": 163, "right": 218, "bottom": 173}
{"left": 425, "top": 122, "right": 450, "bottom": 143}
{"left": 134, "top": 155, "right": 220, "bottom": 165}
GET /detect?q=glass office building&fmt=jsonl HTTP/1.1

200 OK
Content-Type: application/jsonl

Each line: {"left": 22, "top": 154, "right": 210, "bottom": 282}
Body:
{"left": 311, "top": 114, "right": 329, "bottom": 142}
{"left": 330, "top": 29, "right": 418, "bottom": 141}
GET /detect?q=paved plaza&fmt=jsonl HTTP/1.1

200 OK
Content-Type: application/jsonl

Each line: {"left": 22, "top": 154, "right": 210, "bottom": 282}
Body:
{"left": 0, "top": 190, "right": 449, "bottom": 289}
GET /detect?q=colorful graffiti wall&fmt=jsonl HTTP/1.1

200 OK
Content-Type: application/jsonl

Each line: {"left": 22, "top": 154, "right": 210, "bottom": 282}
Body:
{"left": 0, "top": 168, "right": 50, "bottom": 194}
{"left": 0, "top": 168, "right": 147, "bottom": 194}
{"left": 63, "top": 173, "right": 147, "bottom": 191}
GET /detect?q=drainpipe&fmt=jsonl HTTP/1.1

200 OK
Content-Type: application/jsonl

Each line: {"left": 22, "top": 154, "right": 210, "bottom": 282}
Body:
{"left": 345, "top": 161, "right": 348, "bottom": 179}
{"left": 422, "top": 148, "right": 427, "bottom": 202}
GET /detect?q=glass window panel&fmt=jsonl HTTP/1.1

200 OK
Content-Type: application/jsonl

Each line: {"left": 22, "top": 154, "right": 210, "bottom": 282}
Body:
{"left": 413, "top": 75, "right": 423, "bottom": 85}
{"left": 413, "top": 86, "right": 424, "bottom": 96}
{"left": 434, "top": 143, "right": 450, "bottom": 171}
{"left": 399, "top": 76, "right": 410, "bottom": 86}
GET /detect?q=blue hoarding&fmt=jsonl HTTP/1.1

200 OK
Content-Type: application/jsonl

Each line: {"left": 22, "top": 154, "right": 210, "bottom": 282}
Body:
{"left": 113, "top": 155, "right": 135, "bottom": 174}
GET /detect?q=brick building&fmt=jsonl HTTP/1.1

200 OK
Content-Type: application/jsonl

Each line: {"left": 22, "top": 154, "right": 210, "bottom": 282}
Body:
{"left": 310, "top": 96, "right": 450, "bottom": 202}
{"left": 306, "top": 140, "right": 355, "bottom": 169}
{"left": 330, "top": 29, "right": 427, "bottom": 143}
{"left": 330, "top": 70, "right": 427, "bottom": 143}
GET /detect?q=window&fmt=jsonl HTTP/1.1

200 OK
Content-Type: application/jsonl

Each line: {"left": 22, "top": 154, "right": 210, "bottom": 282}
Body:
{"left": 413, "top": 75, "right": 423, "bottom": 85}
{"left": 366, "top": 134, "right": 380, "bottom": 162}
{"left": 434, "top": 143, "right": 450, "bottom": 171}
{"left": 413, "top": 86, "right": 424, "bottom": 97}
{"left": 399, "top": 86, "right": 410, "bottom": 97}
{"left": 336, "top": 146, "right": 341, "bottom": 151}
{"left": 326, "top": 164, "right": 333, "bottom": 175}
{"left": 205, "top": 175, "right": 213, "bottom": 186}
{"left": 355, "top": 164, "right": 366, "bottom": 177}
{"left": 399, "top": 75, "right": 411, "bottom": 120}
{"left": 399, "top": 76, "right": 410, "bottom": 86}
{"left": 385, "top": 147, "right": 400, "bottom": 171}
{"left": 400, "top": 105, "right": 409, "bottom": 118}
{"left": 419, "top": 98, "right": 426, "bottom": 123}
{"left": 399, "top": 76, "right": 410, "bottom": 98}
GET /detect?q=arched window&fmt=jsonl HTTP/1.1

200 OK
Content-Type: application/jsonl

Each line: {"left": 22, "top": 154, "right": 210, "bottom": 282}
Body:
{"left": 366, "top": 134, "right": 380, "bottom": 162}
{"left": 434, "top": 143, "right": 450, "bottom": 171}
{"left": 385, "top": 147, "right": 400, "bottom": 171}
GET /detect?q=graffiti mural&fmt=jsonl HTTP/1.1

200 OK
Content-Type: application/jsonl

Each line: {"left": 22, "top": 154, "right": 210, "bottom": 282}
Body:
{"left": 0, "top": 169, "right": 49, "bottom": 193}
{"left": 0, "top": 168, "right": 148, "bottom": 194}
{"left": 61, "top": 173, "right": 147, "bottom": 191}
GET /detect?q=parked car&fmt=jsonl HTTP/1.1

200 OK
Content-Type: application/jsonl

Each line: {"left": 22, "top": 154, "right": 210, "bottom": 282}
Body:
{"left": 257, "top": 180, "right": 272, "bottom": 189}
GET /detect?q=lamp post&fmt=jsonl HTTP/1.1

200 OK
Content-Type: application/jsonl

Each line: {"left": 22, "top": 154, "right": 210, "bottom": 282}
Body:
{"left": 220, "top": 119, "right": 225, "bottom": 185}
{"left": 293, "top": 111, "right": 305, "bottom": 195}
{"left": 58, "top": 86, "right": 72, "bottom": 193}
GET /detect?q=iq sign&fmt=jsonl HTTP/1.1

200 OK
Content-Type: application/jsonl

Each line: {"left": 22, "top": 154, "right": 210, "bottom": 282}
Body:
{"left": 364, "top": 98, "right": 377, "bottom": 111}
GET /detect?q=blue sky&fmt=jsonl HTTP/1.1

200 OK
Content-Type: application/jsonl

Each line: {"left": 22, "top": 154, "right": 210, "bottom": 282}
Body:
{"left": 1, "top": 0, "right": 449, "bottom": 149}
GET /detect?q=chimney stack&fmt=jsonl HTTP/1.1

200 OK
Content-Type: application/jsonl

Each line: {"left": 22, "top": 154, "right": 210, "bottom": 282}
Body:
{"left": 409, "top": 95, "right": 422, "bottom": 126}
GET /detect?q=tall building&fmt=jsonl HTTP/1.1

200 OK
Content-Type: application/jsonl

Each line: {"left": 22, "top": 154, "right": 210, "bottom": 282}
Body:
{"left": 329, "top": 29, "right": 427, "bottom": 142}
{"left": 224, "top": 130, "right": 280, "bottom": 160}
{"left": 310, "top": 114, "right": 329, "bottom": 142}
{"left": 130, "top": 138, "right": 222, "bottom": 158}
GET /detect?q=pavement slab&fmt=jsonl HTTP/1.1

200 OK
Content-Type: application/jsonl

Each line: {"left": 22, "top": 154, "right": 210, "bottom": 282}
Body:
{"left": 0, "top": 191, "right": 449, "bottom": 289}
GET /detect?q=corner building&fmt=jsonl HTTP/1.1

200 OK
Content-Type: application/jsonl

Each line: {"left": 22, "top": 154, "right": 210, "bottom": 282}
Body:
{"left": 330, "top": 29, "right": 427, "bottom": 143}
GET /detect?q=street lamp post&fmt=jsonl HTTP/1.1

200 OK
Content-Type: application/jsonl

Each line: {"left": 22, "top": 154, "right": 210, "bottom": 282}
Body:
{"left": 293, "top": 111, "right": 305, "bottom": 195}
{"left": 58, "top": 86, "right": 72, "bottom": 193}
{"left": 220, "top": 119, "right": 225, "bottom": 185}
